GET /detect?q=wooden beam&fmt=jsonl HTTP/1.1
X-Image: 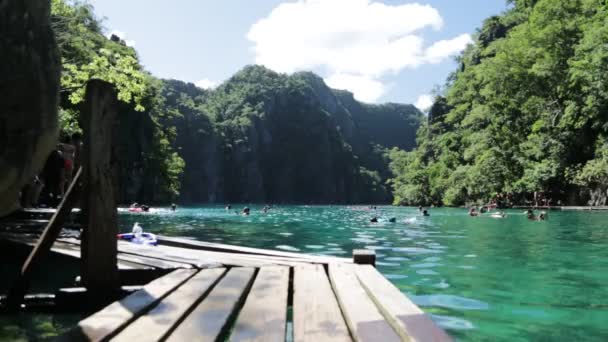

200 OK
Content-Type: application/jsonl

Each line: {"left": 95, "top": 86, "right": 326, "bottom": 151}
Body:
{"left": 80, "top": 80, "right": 120, "bottom": 299}
{"left": 59, "top": 269, "right": 196, "bottom": 342}
{"left": 329, "top": 263, "right": 400, "bottom": 342}
{"left": 230, "top": 266, "right": 290, "bottom": 342}
{"left": 293, "top": 264, "right": 351, "bottom": 342}
{"left": 356, "top": 265, "right": 452, "bottom": 342}
{"left": 167, "top": 267, "right": 255, "bottom": 341}
{"left": 112, "top": 268, "right": 226, "bottom": 341}
{"left": 353, "top": 249, "right": 376, "bottom": 267}
{"left": 5, "top": 168, "right": 82, "bottom": 310}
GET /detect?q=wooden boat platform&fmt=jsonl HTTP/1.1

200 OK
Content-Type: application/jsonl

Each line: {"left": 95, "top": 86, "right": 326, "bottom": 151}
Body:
{"left": 60, "top": 263, "right": 450, "bottom": 341}
{"left": 0, "top": 212, "right": 451, "bottom": 341}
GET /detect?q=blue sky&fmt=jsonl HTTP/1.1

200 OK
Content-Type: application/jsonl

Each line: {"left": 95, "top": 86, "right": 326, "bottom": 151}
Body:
{"left": 90, "top": 0, "right": 507, "bottom": 108}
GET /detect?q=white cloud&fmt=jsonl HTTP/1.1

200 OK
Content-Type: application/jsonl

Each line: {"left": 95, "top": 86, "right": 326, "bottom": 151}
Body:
{"left": 415, "top": 94, "right": 434, "bottom": 112}
{"left": 108, "top": 30, "right": 136, "bottom": 47}
{"left": 325, "top": 73, "right": 385, "bottom": 103}
{"left": 425, "top": 34, "right": 473, "bottom": 63}
{"left": 195, "top": 78, "right": 218, "bottom": 89}
{"left": 248, "top": 0, "right": 472, "bottom": 103}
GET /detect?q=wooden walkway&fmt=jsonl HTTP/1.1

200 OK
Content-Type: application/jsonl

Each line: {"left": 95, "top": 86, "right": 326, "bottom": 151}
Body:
{"left": 1, "top": 211, "right": 451, "bottom": 341}
{"left": 60, "top": 264, "right": 450, "bottom": 341}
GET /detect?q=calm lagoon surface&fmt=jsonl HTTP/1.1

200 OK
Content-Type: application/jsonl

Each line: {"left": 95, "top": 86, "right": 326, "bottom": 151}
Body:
{"left": 118, "top": 206, "right": 608, "bottom": 341}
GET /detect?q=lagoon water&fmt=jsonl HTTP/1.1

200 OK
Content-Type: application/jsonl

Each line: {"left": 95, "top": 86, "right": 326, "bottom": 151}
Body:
{"left": 119, "top": 206, "right": 608, "bottom": 341}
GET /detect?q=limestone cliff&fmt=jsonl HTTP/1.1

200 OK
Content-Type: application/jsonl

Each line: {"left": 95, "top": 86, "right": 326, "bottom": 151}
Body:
{"left": 158, "top": 66, "right": 422, "bottom": 204}
{"left": 0, "top": 0, "right": 60, "bottom": 215}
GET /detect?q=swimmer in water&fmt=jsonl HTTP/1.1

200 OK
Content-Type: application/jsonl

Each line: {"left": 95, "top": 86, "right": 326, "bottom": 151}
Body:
{"left": 370, "top": 217, "right": 378, "bottom": 223}
{"left": 422, "top": 210, "right": 430, "bottom": 217}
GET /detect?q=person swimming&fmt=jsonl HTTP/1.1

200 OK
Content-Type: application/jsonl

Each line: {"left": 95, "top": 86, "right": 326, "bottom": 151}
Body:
{"left": 225, "top": 204, "right": 232, "bottom": 210}
{"left": 469, "top": 207, "right": 479, "bottom": 216}
{"left": 370, "top": 217, "right": 378, "bottom": 223}
{"left": 388, "top": 217, "right": 396, "bottom": 223}
{"left": 171, "top": 203, "right": 177, "bottom": 211}
{"left": 526, "top": 209, "right": 537, "bottom": 220}
{"left": 422, "top": 210, "right": 430, "bottom": 216}
{"left": 242, "top": 207, "right": 250, "bottom": 216}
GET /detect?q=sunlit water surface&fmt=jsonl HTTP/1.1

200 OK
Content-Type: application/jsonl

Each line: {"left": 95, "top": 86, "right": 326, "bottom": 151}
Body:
{"left": 117, "top": 206, "right": 608, "bottom": 341}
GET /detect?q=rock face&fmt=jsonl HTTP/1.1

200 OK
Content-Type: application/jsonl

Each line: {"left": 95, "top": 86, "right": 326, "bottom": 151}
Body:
{"left": 0, "top": 0, "right": 60, "bottom": 215}
{"left": 159, "top": 66, "right": 422, "bottom": 204}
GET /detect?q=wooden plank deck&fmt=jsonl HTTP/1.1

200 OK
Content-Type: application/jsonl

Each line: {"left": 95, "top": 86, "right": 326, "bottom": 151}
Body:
{"left": 61, "top": 264, "right": 451, "bottom": 341}
{"left": 1, "top": 220, "right": 450, "bottom": 341}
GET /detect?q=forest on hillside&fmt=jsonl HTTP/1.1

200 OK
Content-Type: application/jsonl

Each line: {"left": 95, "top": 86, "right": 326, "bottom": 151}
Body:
{"left": 389, "top": 0, "right": 608, "bottom": 207}
{"left": 51, "top": 0, "right": 422, "bottom": 205}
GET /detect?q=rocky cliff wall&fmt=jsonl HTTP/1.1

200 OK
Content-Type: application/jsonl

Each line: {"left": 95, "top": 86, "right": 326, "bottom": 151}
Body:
{"left": 0, "top": 0, "right": 60, "bottom": 215}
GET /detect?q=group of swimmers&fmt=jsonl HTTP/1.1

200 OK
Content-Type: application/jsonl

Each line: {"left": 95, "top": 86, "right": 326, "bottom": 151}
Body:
{"left": 468, "top": 205, "right": 547, "bottom": 221}
{"left": 226, "top": 205, "right": 272, "bottom": 216}
{"left": 370, "top": 206, "right": 429, "bottom": 223}
{"left": 526, "top": 209, "right": 547, "bottom": 221}
{"left": 468, "top": 206, "right": 505, "bottom": 218}
{"left": 129, "top": 203, "right": 177, "bottom": 212}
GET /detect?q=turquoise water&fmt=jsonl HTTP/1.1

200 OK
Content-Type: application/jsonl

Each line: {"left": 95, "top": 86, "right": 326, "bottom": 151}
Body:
{"left": 119, "top": 206, "right": 608, "bottom": 341}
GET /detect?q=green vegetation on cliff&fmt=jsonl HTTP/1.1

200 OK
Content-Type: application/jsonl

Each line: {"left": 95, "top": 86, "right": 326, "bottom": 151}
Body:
{"left": 160, "top": 66, "right": 421, "bottom": 203}
{"left": 51, "top": 0, "right": 184, "bottom": 203}
{"left": 389, "top": 0, "right": 608, "bottom": 206}
{"left": 51, "top": 1, "right": 422, "bottom": 204}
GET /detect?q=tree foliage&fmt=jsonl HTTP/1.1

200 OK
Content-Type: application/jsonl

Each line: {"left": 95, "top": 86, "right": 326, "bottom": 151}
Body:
{"left": 389, "top": 0, "right": 608, "bottom": 206}
{"left": 51, "top": 0, "right": 184, "bottom": 203}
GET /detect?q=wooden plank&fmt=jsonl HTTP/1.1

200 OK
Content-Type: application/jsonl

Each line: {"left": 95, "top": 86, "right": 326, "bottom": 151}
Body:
{"left": 60, "top": 238, "right": 209, "bottom": 269}
{"left": 329, "top": 263, "right": 401, "bottom": 342}
{"left": 80, "top": 80, "right": 120, "bottom": 296}
{"left": 230, "top": 266, "right": 289, "bottom": 342}
{"left": 58, "top": 239, "right": 189, "bottom": 269}
{"left": 293, "top": 264, "right": 351, "bottom": 342}
{"left": 58, "top": 269, "right": 196, "bottom": 342}
{"left": 158, "top": 235, "right": 352, "bottom": 264}
{"left": 167, "top": 267, "right": 256, "bottom": 341}
{"left": 112, "top": 268, "right": 226, "bottom": 341}
{"left": 356, "top": 265, "right": 451, "bottom": 342}
{"left": 5, "top": 169, "right": 82, "bottom": 310}
{"left": 114, "top": 241, "right": 309, "bottom": 268}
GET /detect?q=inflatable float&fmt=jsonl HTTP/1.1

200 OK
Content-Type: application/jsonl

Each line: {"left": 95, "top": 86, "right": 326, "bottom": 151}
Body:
{"left": 117, "top": 232, "right": 158, "bottom": 246}
{"left": 117, "top": 223, "right": 157, "bottom": 245}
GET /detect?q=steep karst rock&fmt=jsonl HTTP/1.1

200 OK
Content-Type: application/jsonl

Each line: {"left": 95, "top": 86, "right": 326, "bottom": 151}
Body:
{"left": 0, "top": 0, "right": 60, "bottom": 215}
{"left": 158, "top": 66, "right": 422, "bottom": 204}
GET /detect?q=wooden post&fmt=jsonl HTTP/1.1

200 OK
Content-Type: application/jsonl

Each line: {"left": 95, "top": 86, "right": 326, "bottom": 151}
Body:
{"left": 80, "top": 80, "right": 120, "bottom": 299}
{"left": 5, "top": 168, "right": 82, "bottom": 310}
{"left": 353, "top": 249, "right": 376, "bottom": 267}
